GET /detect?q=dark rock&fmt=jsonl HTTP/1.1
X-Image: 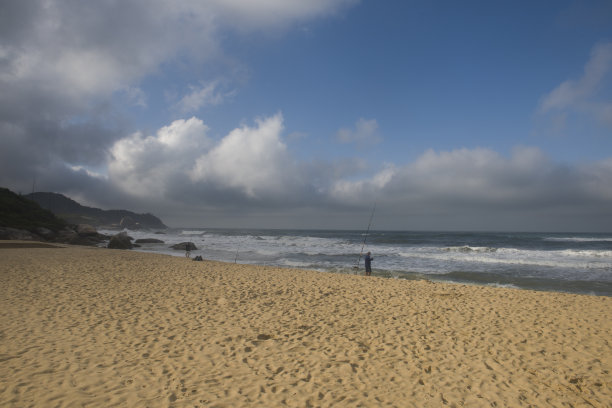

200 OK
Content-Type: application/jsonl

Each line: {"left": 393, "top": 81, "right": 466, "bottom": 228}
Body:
{"left": 34, "top": 227, "right": 56, "bottom": 240}
{"left": 170, "top": 242, "right": 197, "bottom": 251}
{"left": 74, "top": 227, "right": 108, "bottom": 245}
{"left": 135, "top": 238, "right": 165, "bottom": 244}
{"left": 0, "top": 188, "right": 111, "bottom": 247}
{"left": 73, "top": 233, "right": 109, "bottom": 246}
{"left": 47, "top": 225, "right": 109, "bottom": 246}
{"left": 0, "top": 224, "right": 108, "bottom": 247}
{"left": 54, "top": 227, "right": 79, "bottom": 243}
{"left": 69, "top": 236, "right": 99, "bottom": 246}
{"left": 108, "top": 232, "right": 134, "bottom": 249}
{"left": 76, "top": 224, "right": 98, "bottom": 236}
{"left": 0, "top": 227, "right": 40, "bottom": 241}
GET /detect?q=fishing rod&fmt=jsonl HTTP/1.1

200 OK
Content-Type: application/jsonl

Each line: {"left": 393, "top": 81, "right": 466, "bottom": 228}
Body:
{"left": 354, "top": 202, "right": 376, "bottom": 269}
{"left": 234, "top": 234, "right": 246, "bottom": 263}
{"left": 234, "top": 241, "right": 240, "bottom": 263}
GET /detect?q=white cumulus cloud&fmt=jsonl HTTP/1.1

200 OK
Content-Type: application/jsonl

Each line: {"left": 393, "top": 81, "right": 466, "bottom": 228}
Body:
{"left": 190, "top": 113, "right": 296, "bottom": 198}
{"left": 108, "top": 113, "right": 299, "bottom": 201}
{"left": 109, "top": 117, "right": 212, "bottom": 197}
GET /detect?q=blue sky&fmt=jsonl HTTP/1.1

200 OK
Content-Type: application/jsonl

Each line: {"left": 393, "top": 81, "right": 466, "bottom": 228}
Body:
{"left": 1, "top": 0, "right": 612, "bottom": 231}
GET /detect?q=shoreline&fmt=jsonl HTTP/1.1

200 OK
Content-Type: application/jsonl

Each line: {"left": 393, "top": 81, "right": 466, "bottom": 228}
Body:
{"left": 109, "top": 228, "right": 612, "bottom": 298}
{"left": 1, "top": 242, "right": 611, "bottom": 407}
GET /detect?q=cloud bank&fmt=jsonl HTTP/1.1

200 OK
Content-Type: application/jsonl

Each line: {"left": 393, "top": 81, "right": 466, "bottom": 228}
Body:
{"left": 99, "top": 114, "right": 612, "bottom": 230}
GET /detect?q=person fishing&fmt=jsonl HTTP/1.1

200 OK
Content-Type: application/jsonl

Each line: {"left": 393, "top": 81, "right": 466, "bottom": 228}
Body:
{"left": 364, "top": 251, "right": 373, "bottom": 276}
{"left": 354, "top": 202, "right": 376, "bottom": 274}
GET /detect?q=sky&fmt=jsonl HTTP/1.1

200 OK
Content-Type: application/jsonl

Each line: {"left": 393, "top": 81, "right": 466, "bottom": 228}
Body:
{"left": 1, "top": 0, "right": 612, "bottom": 232}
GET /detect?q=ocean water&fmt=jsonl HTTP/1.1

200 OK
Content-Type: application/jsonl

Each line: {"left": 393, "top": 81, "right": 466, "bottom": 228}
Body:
{"left": 99, "top": 228, "right": 612, "bottom": 297}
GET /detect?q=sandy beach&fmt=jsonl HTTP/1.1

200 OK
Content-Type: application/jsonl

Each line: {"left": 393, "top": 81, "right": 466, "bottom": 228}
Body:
{"left": 1, "top": 242, "right": 610, "bottom": 407}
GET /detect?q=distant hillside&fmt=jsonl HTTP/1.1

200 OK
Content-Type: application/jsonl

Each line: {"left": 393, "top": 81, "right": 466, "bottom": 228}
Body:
{"left": 26, "top": 192, "right": 167, "bottom": 229}
{"left": 0, "top": 188, "right": 68, "bottom": 232}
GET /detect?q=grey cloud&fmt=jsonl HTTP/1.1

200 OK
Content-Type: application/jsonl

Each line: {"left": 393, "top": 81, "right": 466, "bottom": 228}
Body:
{"left": 331, "top": 147, "right": 612, "bottom": 231}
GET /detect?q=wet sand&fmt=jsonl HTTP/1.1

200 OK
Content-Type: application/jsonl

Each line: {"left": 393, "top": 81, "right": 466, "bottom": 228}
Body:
{"left": 1, "top": 243, "right": 610, "bottom": 407}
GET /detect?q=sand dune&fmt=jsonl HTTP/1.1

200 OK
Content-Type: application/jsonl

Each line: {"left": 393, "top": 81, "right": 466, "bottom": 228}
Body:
{"left": 1, "top": 243, "right": 610, "bottom": 407}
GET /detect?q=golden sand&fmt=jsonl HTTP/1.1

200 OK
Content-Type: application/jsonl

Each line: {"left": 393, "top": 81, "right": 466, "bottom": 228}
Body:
{"left": 1, "top": 243, "right": 610, "bottom": 407}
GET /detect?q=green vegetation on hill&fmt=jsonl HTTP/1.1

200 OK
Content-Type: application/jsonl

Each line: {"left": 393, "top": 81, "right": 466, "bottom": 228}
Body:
{"left": 26, "top": 192, "right": 167, "bottom": 229}
{"left": 0, "top": 188, "right": 68, "bottom": 232}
